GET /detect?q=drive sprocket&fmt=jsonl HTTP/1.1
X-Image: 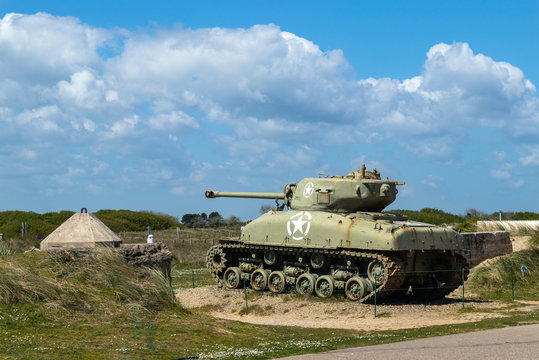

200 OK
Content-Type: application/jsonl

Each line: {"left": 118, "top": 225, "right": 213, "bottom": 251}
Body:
{"left": 206, "top": 245, "right": 227, "bottom": 274}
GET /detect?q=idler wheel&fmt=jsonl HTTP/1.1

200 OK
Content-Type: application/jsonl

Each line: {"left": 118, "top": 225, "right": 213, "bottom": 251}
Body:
{"left": 263, "top": 250, "right": 279, "bottom": 266}
{"left": 223, "top": 267, "right": 242, "bottom": 289}
{"left": 367, "top": 259, "right": 388, "bottom": 286}
{"left": 345, "top": 277, "right": 367, "bottom": 301}
{"left": 315, "top": 275, "right": 334, "bottom": 298}
{"left": 268, "top": 271, "right": 286, "bottom": 293}
{"left": 206, "top": 245, "right": 227, "bottom": 274}
{"left": 296, "top": 273, "right": 317, "bottom": 295}
{"left": 310, "top": 253, "right": 326, "bottom": 269}
{"left": 250, "top": 269, "right": 270, "bottom": 291}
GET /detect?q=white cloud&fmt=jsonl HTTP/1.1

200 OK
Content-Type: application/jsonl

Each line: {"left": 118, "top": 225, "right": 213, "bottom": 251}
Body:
{"left": 422, "top": 175, "right": 444, "bottom": 189}
{"left": 57, "top": 70, "right": 106, "bottom": 110}
{"left": 490, "top": 169, "right": 511, "bottom": 180}
{"left": 519, "top": 145, "right": 539, "bottom": 166}
{"left": 0, "top": 13, "right": 108, "bottom": 84}
{"left": 0, "top": 12, "right": 538, "bottom": 209}
{"left": 103, "top": 115, "right": 140, "bottom": 139}
{"left": 148, "top": 111, "right": 198, "bottom": 130}
{"left": 170, "top": 186, "right": 184, "bottom": 196}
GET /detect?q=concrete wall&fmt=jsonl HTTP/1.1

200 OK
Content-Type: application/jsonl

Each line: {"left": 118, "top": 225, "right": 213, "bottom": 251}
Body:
{"left": 117, "top": 243, "right": 172, "bottom": 279}
{"left": 461, "top": 231, "right": 512, "bottom": 268}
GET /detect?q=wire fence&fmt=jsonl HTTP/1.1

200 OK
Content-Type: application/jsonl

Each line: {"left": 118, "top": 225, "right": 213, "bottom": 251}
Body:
{"left": 172, "top": 265, "right": 527, "bottom": 318}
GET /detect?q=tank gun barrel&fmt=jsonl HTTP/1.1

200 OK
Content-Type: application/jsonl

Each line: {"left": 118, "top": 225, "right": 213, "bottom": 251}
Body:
{"left": 205, "top": 190, "right": 285, "bottom": 200}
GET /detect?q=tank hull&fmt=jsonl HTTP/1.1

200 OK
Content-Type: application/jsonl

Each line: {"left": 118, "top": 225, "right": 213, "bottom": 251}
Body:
{"left": 206, "top": 211, "right": 469, "bottom": 301}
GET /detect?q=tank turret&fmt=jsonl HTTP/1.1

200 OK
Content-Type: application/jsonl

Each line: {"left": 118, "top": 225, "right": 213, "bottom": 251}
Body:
{"left": 206, "top": 164, "right": 405, "bottom": 212}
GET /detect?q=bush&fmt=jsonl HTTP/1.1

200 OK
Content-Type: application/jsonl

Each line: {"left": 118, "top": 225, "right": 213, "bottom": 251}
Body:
{"left": 0, "top": 210, "right": 180, "bottom": 241}
{"left": 510, "top": 212, "right": 539, "bottom": 220}
{"left": 388, "top": 208, "right": 465, "bottom": 225}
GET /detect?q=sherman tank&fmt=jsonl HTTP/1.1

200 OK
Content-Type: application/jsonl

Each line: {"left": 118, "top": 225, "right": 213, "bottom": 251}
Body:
{"left": 205, "top": 165, "right": 469, "bottom": 302}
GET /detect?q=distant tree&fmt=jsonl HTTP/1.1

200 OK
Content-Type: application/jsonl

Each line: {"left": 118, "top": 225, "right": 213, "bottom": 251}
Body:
{"left": 510, "top": 212, "right": 539, "bottom": 220}
{"left": 259, "top": 205, "right": 274, "bottom": 214}
{"left": 208, "top": 212, "right": 224, "bottom": 227}
{"left": 181, "top": 214, "right": 198, "bottom": 225}
{"left": 226, "top": 216, "right": 242, "bottom": 226}
{"left": 465, "top": 208, "right": 487, "bottom": 218}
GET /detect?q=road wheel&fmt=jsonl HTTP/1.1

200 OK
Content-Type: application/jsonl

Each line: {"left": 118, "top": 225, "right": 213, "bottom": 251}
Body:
{"left": 315, "top": 275, "right": 334, "bottom": 298}
{"left": 250, "top": 269, "right": 270, "bottom": 291}
{"left": 345, "top": 277, "right": 366, "bottom": 301}
{"left": 223, "top": 267, "right": 242, "bottom": 289}
{"left": 296, "top": 273, "right": 317, "bottom": 295}
{"left": 268, "top": 271, "right": 286, "bottom": 293}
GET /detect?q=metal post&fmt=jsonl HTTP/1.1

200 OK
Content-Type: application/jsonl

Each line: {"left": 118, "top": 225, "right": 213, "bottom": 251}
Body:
{"left": 511, "top": 265, "right": 514, "bottom": 301}
{"left": 462, "top": 268, "right": 465, "bottom": 309}
{"left": 21, "top": 222, "right": 27, "bottom": 239}
{"left": 374, "top": 273, "right": 377, "bottom": 318}
{"left": 176, "top": 227, "right": 180, "bottom": 244}
{"left": 243, "top": 276, "right": 248, "bottom": 313}
{"left": 192, "top": 270, "right": 195, "bottom": 288}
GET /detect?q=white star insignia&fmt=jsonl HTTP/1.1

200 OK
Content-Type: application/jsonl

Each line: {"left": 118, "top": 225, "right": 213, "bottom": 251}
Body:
{"left": 286, "top": 211, "right": 312, "bottom": 241}
{"left": 303, "top": 182, "right": 314, "bottom": 198}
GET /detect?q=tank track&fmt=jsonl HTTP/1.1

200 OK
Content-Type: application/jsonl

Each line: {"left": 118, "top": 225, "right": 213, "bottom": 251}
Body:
{"left": 412, "top": 253, "right": 470, "bottom": 300}
{"left": 206, "top": 242, "right": 406, "bottom": 303}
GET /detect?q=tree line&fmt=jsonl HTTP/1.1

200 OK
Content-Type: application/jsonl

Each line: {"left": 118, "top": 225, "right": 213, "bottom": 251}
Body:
{"left": 180, "top": 212, "right": 243, "bottom": 228}
{"left": 1, "top": 208, "right": 537, "bottom": 241}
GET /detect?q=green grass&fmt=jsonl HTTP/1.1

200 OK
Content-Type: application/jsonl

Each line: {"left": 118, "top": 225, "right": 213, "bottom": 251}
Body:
{"left": 469, "top": 231, "right": 539, "bottom": 301}
{"left": 171, "top": 265, "right": 215, "bottom": 291}
{"left": 1, "top": 298, "right": 539, "bottom": 359}
{"left": 2, "top": 230, "right": 539, "bottom": 359}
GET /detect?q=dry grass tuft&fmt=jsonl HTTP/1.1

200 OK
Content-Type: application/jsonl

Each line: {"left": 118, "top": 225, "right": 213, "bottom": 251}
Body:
{"left": 0, "top": 249, "right": 177, "bottom": 313}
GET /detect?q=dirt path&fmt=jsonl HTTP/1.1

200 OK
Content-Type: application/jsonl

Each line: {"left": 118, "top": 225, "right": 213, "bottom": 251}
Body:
{"left": 177, "top": 286, "right": 519, "bottom": 331}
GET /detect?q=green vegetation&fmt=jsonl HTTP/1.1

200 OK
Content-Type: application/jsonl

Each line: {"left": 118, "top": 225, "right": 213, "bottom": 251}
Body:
{"left": 388, "top": 208, "right": 465, "bottom": 225}
{"left": 2, "top": 208, "right": 539, "bottom": 358}
{"left": 0, "top": 210, "right": 180, "bottom": 241}
{"left": 469, "top": 231, "right": 539, "bottom": 301}
{"left": 181, "top": 211, "right": 244, "bottom": 228}
{"left": 0, "top": 210, "right": 74, "bottom": 244}
{"left": 94, "top": 209, "right": 179, "bottom": 233}
{"left": 0, "top": 250, "right": 175, "bottom": 312}
{"left": 510, "top": 211, "right": 539, "bottom": 220}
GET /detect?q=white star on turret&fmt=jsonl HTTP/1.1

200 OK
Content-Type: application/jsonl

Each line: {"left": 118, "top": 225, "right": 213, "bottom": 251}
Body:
{"left": 303, "top": 182, "right": 314, "bottom": 198}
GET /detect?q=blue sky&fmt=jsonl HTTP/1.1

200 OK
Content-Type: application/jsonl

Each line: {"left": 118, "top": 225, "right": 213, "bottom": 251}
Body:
{"left": 0, "top": 1, "right": 538, "bottom": 220}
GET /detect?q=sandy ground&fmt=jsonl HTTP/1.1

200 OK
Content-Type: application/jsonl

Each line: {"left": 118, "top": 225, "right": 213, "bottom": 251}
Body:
{"left": 177, "top": 235, "right": 534, "bottom": 331}
{"left": 176, "top": 286, "right": 527, "bottom": 331}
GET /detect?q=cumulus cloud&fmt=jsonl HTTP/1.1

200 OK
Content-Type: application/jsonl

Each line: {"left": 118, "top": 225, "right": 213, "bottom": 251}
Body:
{"left": 0, "top": 13, "right": 108, "bottom": 84}
{"left": 0, "top": 12, "right": 538, "bottom": 211}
